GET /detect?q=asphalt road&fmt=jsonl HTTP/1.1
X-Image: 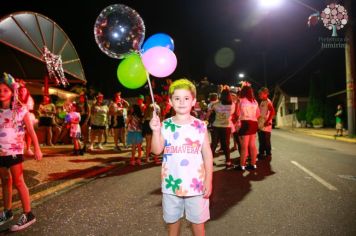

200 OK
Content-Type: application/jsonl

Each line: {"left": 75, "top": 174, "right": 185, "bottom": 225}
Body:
{"left": 3, "top": 129, "right": 356, "bottom": 236}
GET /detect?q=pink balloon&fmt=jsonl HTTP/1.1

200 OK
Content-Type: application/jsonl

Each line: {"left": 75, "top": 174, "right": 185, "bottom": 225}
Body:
{"left": 141, "top": 46, "right": 177, "bottom": 78}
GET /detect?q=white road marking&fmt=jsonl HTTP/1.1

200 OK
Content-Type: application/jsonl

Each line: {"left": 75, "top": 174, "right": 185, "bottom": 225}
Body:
{"left": 338, "top": 175, "right": 356, "bottom": 181}
{"left": 291, "top": 161, "right": 338, "bottom": 191}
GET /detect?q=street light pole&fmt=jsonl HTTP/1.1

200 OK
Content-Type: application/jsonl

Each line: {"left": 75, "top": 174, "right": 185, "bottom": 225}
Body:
{"left": 345, "top": 0, "right": 355, "bottom": 136}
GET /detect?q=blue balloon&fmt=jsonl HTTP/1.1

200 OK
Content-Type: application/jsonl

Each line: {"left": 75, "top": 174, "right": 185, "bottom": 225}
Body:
{"left": 141, "top": 33, "right": 174, "bottom": 53}
{"left": 65, "top": 114, "right": 71, "bottom": 123}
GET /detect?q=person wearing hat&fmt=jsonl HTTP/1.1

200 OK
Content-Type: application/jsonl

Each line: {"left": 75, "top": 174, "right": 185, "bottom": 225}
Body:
{"left": 89, "top": 92, "right": 108, "bottom": 150}
{"left": 109, "top": 92, "right": 129, "bottom": 151}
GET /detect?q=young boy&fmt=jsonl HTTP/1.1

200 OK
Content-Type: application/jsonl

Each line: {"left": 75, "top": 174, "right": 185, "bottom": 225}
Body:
{"left": 150, "top": 79, "right": 213, "bottom": 236}
{"left": 257, "top": 87, "right": 275, "bottom": 159}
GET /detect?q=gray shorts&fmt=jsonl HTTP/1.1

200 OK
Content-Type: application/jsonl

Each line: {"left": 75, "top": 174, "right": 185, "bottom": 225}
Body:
{"left": 162, "top": 193, "right": 210, "bottom": 224}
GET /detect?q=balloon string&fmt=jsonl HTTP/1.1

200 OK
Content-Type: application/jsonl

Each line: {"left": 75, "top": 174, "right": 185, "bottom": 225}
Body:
{"left": 146, "top": 73, "right": 157, "bottom": 115}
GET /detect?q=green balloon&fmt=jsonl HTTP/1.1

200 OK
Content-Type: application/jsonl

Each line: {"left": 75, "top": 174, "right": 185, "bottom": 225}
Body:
{"left": 117, "top": 53, "right": 147, "bottom": 89}
{"left": 58, "top": 111, "right": 67, "bottom": 119}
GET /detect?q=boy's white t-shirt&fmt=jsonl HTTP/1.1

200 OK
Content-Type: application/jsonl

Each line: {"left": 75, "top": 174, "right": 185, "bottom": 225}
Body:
{"left": 0, "top": 107, "right": 28, "bottom": 156}
{"left": 161, "top": 117, "right": 207, "bottom": 197}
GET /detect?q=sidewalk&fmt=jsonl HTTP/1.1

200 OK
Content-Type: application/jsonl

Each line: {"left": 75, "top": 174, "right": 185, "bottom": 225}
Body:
{"left": 1, "top": 137, "right": 159, "bottom": 213}
{"left": 285, "top": 127, "right": 356, "bottom": 143}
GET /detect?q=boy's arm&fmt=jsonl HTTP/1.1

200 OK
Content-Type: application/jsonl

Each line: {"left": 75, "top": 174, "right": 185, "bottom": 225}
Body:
{"left": 201, "top": 130, "right": 213, "bottom": 198}
{"left": 24, "top": 113, "right": 42, "bottom": 160}
{"left": 150, "top": 112, "right": 164, "bottom": 154}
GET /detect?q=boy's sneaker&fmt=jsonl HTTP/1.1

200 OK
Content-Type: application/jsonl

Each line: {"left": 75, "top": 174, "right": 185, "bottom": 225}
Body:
{"left": 234, "top": 165, "right": 245, "bottom": 171}
{"left": 98, "top": 144, "right": 104, "bottom": 150}
{"left": 10, "top": 212, "right": 36, "bottom": 232}
{"left": 0, "top": 210, "right": 13, "bottom": 226}
{"left": 247, "top": 164, "right": 257, "bottom": 170}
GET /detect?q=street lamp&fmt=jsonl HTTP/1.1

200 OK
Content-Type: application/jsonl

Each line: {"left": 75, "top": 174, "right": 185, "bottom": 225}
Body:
{"left": 236, "top": 72, "right": 263, "bottom": 87}
{"left": 259, "top": 0, "right": 283, "bottom": 8}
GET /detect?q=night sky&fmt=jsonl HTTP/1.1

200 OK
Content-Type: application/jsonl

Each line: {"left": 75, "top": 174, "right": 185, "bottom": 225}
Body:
{"left": 0, "top": 0, "right": 354, "bottom": 98}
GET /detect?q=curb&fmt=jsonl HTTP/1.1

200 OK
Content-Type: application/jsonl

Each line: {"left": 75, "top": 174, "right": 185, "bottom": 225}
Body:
{"left": 12, "top": 160, "right": 126, "bottom": 214}
{"left": 287, "top": 129, "right": 356, "bottom": 144}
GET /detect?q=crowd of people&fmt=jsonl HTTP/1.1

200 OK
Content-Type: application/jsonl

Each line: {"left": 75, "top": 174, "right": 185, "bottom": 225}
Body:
{"left": 0, "top": 73, "right": 275, "bottom": 233}
{"left": 9, "top": 76, "right": 276, "bottom": 168}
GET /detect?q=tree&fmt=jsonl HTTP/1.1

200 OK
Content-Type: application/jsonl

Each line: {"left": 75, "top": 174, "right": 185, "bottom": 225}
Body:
{"left": 306, "top": 76, "right": 324, "bottom": 124}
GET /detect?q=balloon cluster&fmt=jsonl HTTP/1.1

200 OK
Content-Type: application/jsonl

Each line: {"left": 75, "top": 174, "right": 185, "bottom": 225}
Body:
{"left": 94, "top": 4, "right": 177, "bottom": 89}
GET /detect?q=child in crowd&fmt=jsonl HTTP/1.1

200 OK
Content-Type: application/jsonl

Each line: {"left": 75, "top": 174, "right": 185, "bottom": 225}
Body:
{"left": 257, "top": 87, "right": 275, "bottom": 159}
{"left": 126, "top": 104, "right": 144, "bottom": 166}
{"left": 66, "top": 102, "right": 83, "bottom": 155}
{"left": 0, "top": 73, "right": 42, "bottom": 231}
{"left": 150, "top": 79, "right": 213, "bottom": 236}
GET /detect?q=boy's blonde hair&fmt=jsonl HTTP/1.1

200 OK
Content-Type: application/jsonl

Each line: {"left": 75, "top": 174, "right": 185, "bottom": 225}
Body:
{"left": 168, "top": 79, "right": 196, "bottom": 98}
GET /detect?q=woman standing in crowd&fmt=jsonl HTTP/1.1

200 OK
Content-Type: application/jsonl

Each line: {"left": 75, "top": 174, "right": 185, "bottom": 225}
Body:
{"left": 18, "top": 81, "right": 36, "bottom": 156}
{"left": 89, "top": 93, "right": 108, "bottom": 151}
{"left": 109, "top": 92, "right": 129, "bottom": 151}
{"left": 206, "top": 88, "right": 235, "bottom": 168}
{"left": 38, "top": 95, "right": 56, "bottom": 146}
{"left": 236, "top": 83, "right": 260, "bottom": 171}
{"left": 77, "top": 92, "right": 90, "bottom": 152}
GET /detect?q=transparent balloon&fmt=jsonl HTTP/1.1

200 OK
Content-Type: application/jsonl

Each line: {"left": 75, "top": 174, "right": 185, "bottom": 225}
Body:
{"left": 94, "top": 4, "right": 145, "bottom": 59}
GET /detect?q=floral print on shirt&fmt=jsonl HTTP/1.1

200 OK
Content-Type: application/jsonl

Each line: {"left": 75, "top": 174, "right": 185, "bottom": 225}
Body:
{"left": 160, "top": 117, "right": 207, "bottom": 196}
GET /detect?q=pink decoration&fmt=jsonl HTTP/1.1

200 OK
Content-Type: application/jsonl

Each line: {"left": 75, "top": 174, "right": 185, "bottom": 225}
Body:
{"left": 141, "top": 46, "right": 177, "bottom": 78}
